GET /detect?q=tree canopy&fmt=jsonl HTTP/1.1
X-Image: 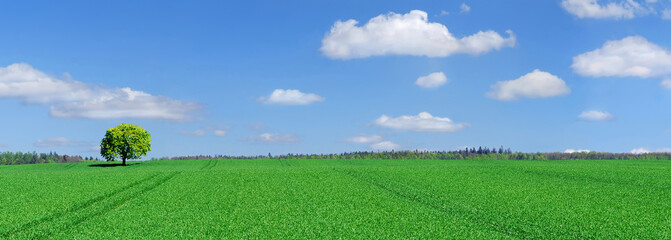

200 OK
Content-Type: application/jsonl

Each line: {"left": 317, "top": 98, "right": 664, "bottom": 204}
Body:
{"left": 100, "top": 123, "right": 151, "bottom": 165}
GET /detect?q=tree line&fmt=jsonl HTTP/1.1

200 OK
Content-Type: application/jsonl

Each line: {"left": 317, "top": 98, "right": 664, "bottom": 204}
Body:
{"left": 0, "top": 151, "right": 95, "bottom": 165}
{"left": 3, "top": 146, "right": 670, "bottom": 166}
{"left": 156, "top": 147, "right": 671, "bottom": 161}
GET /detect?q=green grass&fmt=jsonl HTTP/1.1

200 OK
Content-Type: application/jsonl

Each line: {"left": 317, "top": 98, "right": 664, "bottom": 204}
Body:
{"left": 1, "top": 159, "right": 670, "bottom": 239}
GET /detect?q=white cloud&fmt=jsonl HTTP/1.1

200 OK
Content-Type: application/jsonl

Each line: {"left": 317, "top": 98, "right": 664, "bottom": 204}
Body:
{"left": 0, "top": 64, "right": 90, "bottom": 104}
{"left": 258, "top": 89, "right": 324, "bottom": 105}
{"left": 34, "top": 137, "right": 77, "bottom": 147}
{"left": 460, "top": 3, "right": 471, "bottom": 13}
{"left": 415, "top": 72, "right": 448, "bottom": 88}
{"left": 247, "top": 133, "right": 300, "bottom": 143}
{"left": 344, "top": 134, "right": 383, "bottom": 144}
{"left": 0, "top": 63, "right": 200, "bottom": 121}
{"left": 660, "top": 79, "right": 671, "bottom": 88}
{"left": 564, "top": 149, "right": 591, "bottom": 153}
{"left": 50, "top": 88, "right": 200, "bottom": 121}
{"left": 374, "top": 112, "right": 469, "bottom": 132}
{"left": 180, "top": 130, "right": 206, "bottom": 136}
{"left": 370, "top": 141, "right": 400, "bottom": 151}
{"left": 487, "top": 70, "right": 570, "bottom": 101}
{"left": 631, "top": 147, "right": 671, "bottom": 154}
{"left": 578, "top": 110, "right": 614, "bottom": 121}
{"left": 572, "top": 36, "right": 671, "bottom": 79}
{"left": 439, "top": 10, "right": 450, "bottom": 16}
{"left": 561, "top": 0, "right": 646, "bottom": 19}
{"left": 631, "top": 147, "right": 650, "bottom": 154}
{"left": 663, "top": 9, "right": 671, "bottom": 19}
{"left": 320, "top": 10, "right": 515, "bottom": 59}
{"left": 213, "top": 130, "right": 227, "bottom": 137}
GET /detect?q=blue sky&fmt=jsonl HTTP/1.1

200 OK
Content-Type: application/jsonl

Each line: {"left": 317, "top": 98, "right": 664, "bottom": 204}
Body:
{"left": 1, "top": 0, "right": 671, "bottom": 158}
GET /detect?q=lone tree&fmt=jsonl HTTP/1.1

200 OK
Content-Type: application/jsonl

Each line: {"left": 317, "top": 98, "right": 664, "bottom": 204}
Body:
{"left": 100, "top": 123, "right": 151, "bottom": 165}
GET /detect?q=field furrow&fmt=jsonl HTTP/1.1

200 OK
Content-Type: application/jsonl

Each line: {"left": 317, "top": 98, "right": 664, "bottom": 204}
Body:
{"left": 1, "top": 159, "right": 669, "bottom": 238}
{"left": 2, "top": 172, "right": 182, "bottom": 239}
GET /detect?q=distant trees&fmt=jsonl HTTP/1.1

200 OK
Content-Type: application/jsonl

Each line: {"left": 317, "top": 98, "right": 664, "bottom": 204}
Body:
{"left": 0, "top": 151, "right": 88, "bottom": 165}
{"left": 100, "top": 123, "right": 151, "bottom": 165}
{"left": 154, "top": 147, "right": 671, "bottom": 161}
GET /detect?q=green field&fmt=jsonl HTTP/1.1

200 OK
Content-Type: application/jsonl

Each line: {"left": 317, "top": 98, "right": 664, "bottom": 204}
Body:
{"left": 1, "top": 159, "right": 670, "bottom": 239}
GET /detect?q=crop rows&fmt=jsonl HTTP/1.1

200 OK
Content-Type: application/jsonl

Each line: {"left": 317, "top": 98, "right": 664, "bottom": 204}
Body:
{"left": 1, "top": 170, "right": 180, "bottom": 239}
{"left": 1, "top": 159, "right": 670, "bottom": 238}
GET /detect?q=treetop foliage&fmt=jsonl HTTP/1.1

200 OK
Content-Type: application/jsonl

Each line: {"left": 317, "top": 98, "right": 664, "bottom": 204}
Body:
{"left": 100, "top": 123, "right": 151, "bottom": 163}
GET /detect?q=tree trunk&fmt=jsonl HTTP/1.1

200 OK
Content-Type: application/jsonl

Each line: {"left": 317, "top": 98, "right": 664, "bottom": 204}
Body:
{"left": 123, "top": 157, "right": 126, "bottom": 166}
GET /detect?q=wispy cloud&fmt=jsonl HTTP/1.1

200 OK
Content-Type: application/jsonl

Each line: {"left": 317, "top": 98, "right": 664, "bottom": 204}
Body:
{"left": 370, "top": 141, "right": 400, "bottom": 151}
{"left": 88, "top": 146, "right": 102, "bottom": 152}
{"left": 34, "top": 137, "right": 79, "bottom": 147}
{"left": 343, "top": 134, "right": 383, "bottom": 144}
{"left": 561, "top": 0, "right": 646, "bottom": 19}
{"left": 578, "top": 110, "right": 614, "bottom": 121}
{"left": 179, "top": 130, "right": 206, "bottom": 136}
{"left": 213, "top": 130, "right": 227, "bottom": 137}
{"left": 258, "top": 89, "right": 324, "bottom": 105}
{"left": 630, "top": 147, "right": 671, "bottom": 154}
{"left": 460, "top": 3, "right": 471, "bottom": 13}
{"left": 246, "top": 133, "right": 300, "bottom": 143}
{"left": 663, "top": 9, "right": 671, "bottom": 19}
{"left": 374, "top": 112, "right": 469, "bottom": 133}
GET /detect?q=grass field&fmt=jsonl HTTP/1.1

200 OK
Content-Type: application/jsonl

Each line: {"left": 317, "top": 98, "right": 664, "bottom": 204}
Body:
{"left": 1, "top": 159, "right": 670, "bottom": 239}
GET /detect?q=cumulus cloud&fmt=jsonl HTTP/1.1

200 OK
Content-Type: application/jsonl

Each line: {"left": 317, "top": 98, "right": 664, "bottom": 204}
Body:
{"left": 460, "top": 3, "right": 471, "bottom": 13}
{"left": 247, "top": 133, "right": 300, "bottom": 143}
{"left": 572, "top": 36, "right": 671, "bottom": 79}
{"left": 258, "top": 89, "right": 324, "bottom": 105}
{"left": 180, "top": 130, "right": 206, "bottom": 136}
{"left": 374, "top": 112, "right": 468, "bottom": 132}
{"left": 34, "top": 137, "right": 78, "bottom": 147}
{"left": 370, "top": 141, "right": 400, "bottom": 151}
{"left": 487, "top": 70, "right": 570, "bottom": 101}
{"left": 320, "top": 10, "right": 515, "bottom": 59}
{"left": 0, "top": 63, "right": 200, "bottom": 121}
{"left": 415, "top": 72, "right": 448, "bottom": 88}
{"left": 561, "top": 0, "right": 646, "bottom": 19}
{"left": 344, "top": 134, "right": 383, "bottom": 144}
{"left": 213, "top": 130, "right": 227, "bottom": 137}
{"left": 564, "top": 149, "right": 591, "bottom": 153}
{"left": 578, "top": 110, "right": 614, "bottom": 121}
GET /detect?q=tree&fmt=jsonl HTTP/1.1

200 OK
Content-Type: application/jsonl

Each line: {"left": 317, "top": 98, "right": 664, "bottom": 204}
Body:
{"left": 100, "top": 123, "right": 151, "bottom": 165}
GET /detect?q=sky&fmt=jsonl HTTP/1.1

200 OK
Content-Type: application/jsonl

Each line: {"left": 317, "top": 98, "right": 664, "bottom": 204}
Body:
{"left": 1, "top": 0, "right": 671, "bottom": 158}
